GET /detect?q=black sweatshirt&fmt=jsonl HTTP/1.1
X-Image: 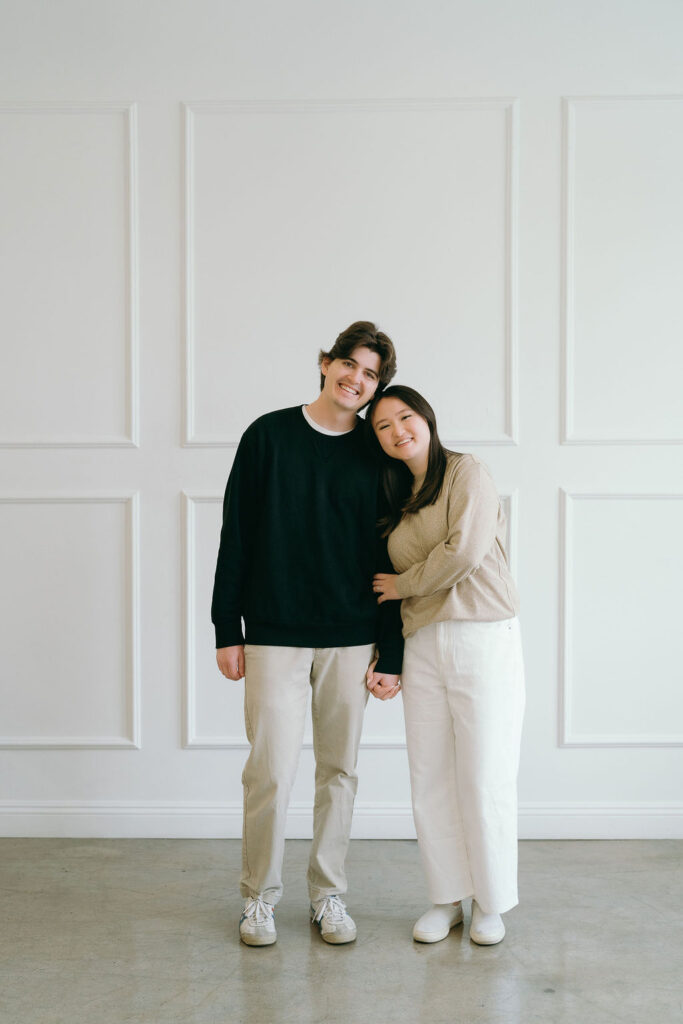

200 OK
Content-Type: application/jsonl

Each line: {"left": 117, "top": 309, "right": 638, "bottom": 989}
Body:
{"left": 211, "top": 406, "right": 404, "bottom": 674}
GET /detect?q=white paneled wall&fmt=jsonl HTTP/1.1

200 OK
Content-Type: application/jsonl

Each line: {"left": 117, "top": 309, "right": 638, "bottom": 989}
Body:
{"left": 0, "top": 0, "right": 682, "bottom": 838}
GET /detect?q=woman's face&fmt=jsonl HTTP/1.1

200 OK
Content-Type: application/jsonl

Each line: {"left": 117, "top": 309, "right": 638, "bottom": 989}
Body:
{"left": 371, "top": 397, "right": 431, "bottom": 472}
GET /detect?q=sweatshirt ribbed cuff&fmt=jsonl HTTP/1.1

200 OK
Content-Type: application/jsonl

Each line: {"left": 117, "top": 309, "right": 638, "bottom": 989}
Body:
{"left": 214, "top": 622, "right": 245, "bottom": 649}
{"left": 375, "top": 646, "right": 404, "bottom": 676}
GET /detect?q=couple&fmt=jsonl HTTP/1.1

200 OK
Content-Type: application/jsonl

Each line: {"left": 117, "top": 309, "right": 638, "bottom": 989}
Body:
{"left": 211, "top": 321, "right": 524, "bottom": 950}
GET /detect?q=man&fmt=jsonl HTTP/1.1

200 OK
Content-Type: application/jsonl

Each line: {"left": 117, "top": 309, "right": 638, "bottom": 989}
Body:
{"left": 211, "top": 321, "right": 403, "bottom": 947}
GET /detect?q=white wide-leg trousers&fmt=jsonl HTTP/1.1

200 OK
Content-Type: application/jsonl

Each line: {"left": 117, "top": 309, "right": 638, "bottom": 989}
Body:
{"left": 401, "top": 618, "right": 525, "bottom": 915}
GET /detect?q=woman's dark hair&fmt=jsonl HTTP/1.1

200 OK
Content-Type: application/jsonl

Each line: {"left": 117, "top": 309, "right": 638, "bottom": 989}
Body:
{"left": 365, "top": 385, "right": 451, "bottom": 536}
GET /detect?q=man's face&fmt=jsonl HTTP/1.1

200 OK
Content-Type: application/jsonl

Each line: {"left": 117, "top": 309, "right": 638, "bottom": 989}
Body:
{"left": 320, "top": 345, "right": 381, "bottom": 412}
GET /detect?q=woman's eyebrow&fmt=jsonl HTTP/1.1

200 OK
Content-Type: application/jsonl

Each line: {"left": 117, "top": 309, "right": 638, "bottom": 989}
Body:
{"left": 374, "top": 406, "right": 410, "bottom": 425}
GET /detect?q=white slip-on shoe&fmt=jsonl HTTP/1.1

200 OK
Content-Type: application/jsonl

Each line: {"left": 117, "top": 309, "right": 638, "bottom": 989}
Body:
{"left": 469, "top": 900, "right": 505, "bottom": 945}
{"left": 310, "top": 895, "right": 357, "bottom": 944}
{"left": 413, "top": 903, "right": 464, "bottom": 943}
{"left": 239, "top": 896, "right": 276, "bottom": 946}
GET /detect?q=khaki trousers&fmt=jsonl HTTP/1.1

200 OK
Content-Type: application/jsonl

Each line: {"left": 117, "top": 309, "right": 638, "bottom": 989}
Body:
{"left": 240, "top": 642, "right": 374, "bottom": 905}
{"left": 402, "top": 618, "right": 525, "bottom": 915}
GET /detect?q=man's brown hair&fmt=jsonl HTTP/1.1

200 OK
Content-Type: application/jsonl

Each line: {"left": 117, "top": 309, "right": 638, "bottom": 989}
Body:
{"left": 318, "top": 321, "right": 397, "bottom": 391}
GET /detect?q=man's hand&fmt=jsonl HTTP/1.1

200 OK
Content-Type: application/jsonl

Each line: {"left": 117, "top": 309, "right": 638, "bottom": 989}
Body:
{"left": 372, "top": 573, "right": 400, "bottom": 604}
{"left": 366, "top": 661, "right": 401, "bottom": 701}
{"left": 216, "top": 645, "right": 245, "bottom": 680}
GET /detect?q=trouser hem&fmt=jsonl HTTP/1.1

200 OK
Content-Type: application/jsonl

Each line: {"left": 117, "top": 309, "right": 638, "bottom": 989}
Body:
{"left": 240, "top": 885, "right": 281, "bottom": 906}
{"left": 308, "top": 885, "right": 347, "bottom": 904}
{"left": 474, "top": 896, "right": 519, "bottom": 915}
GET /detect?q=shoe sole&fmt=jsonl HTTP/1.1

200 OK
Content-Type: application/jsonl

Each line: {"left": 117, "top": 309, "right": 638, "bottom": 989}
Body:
{"left": 240, "top": 931, "right": 277, "bottom": 946}
{"left": 469, "top": 930, "right": 505, "bottom": 946}
{"left": 413, "top": 910, "right": 464, "bottom": 943}
{"left": 413, "top": 920, "right": 463, "bottom": 943}
{"left": 311, "top": 922, "right": 357, "bottom": 944}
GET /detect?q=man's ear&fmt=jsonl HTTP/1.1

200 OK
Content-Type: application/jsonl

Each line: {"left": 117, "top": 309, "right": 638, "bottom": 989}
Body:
{"left": 321, "top": 357, "right": 331, "bottom": 377}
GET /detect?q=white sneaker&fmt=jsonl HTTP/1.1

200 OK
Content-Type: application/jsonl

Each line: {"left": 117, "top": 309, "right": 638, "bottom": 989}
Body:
{"left": 310, "top": 895, "right": 357, "bottom": 944}
{"left": 469, "top": 900, "right": 505, "bottom": 945}
{"left": 413, "top": 903, "right": 463, "bottom": 943}
{"left": 239, "top": 896, "right": 276, "bottom": 946}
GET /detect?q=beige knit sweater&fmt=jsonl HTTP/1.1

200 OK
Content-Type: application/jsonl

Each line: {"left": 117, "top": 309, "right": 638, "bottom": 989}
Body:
{"left": 389, "top": 453, "right": 519, "bottom": 637}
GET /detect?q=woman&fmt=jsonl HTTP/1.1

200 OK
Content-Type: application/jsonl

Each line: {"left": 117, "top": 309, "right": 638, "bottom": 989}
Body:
{"left": 366, "top": 385, "right": 525, "bottom": 946}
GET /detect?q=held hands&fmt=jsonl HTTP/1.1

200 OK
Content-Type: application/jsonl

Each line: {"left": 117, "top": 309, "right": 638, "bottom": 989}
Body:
{"left": 372, "top": 573, "right": 400, "bottom": 604}
{"left": 216, "top": 644, "right": 245, "bottom": 680}
{"left": 366, "top": 659, "right": 401, "bottom": 701}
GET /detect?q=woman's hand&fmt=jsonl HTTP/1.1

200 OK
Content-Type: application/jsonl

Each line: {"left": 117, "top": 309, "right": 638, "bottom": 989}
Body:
{"left": 373, "top": 573, "right": 400, "bottom": 604}
{"left": 366, "top": 660, "right": 401, "bottom": 700}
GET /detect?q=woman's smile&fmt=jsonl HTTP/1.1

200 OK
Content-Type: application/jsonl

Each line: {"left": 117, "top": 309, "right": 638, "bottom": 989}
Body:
{"left": 371, "top": 396, "right": 431, "bottom": 475}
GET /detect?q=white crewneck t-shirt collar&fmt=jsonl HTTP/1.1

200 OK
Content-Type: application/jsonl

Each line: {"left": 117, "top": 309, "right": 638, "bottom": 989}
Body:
{"left": 301, "top": 405, "right": 355, "bottom": 436}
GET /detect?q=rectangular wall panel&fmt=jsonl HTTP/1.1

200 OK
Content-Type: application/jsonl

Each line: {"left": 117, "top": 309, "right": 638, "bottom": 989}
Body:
{"left": 563, "top": 97, "right": 683, "bottom": 443}
{"left": 560, "top": 491, "right": 683, "bottom": 745}
{"left": 0, "top": 496, "right": 140, "bottom": 747}
{"left": 0, "top": 103, "right": 138, "bottom": 447}
{"left": 184, "top": 487, "right": 516, "bottom": 747}
{"left": 184, "top": 99, "right": 518, "bottom": 447}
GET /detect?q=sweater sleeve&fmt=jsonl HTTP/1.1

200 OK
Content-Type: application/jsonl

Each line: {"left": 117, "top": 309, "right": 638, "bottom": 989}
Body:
{"left": 373, "top": 515, "right": 405, "bottom": 676}
{"left": 394, "top": 458, "right": 499, "bottom": 600}
{"left": 211, "top": 424, "right": 260, "bottom": 648}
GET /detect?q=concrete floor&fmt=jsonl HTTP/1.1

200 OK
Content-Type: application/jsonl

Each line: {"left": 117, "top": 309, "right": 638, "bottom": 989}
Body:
{"left": 0, "top": 839, "right": 681, "bottom": 1024}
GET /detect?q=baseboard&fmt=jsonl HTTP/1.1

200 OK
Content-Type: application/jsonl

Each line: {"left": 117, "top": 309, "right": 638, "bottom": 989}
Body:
{"left": 1, "top": 800, "right": 682, "bottom": 839}
{"left": 518, "top": 803, "right": 683, "bottom": 839}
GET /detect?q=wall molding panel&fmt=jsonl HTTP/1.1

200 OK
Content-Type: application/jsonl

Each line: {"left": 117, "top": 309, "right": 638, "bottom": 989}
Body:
{"left": 0, "top": 495, "right": 141, "bottom": 749}
{"left": 183, "top": 487, "right": 517, "bottom": 748}
{"left": 183, "top": 98, "right": 519, "bottom": 448}
{"left": 499, "top": 489, "right": 518, "bottom": 578}
{"left": 561, "top": 95, "right": 683, "bottom": 445}
{"left": 559, "top": 490, "right": 683, "bottom": 747}
{"left": 0, "top": 101, "right": 139, "bottom": 448}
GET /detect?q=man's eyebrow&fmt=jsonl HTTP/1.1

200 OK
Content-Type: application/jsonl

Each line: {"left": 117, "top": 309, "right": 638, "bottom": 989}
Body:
{"left": 346, "top": 356, "right": 378, "bottom": 377}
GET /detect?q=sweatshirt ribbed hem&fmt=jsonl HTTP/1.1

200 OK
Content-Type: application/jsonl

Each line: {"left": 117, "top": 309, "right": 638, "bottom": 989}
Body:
{"left": 245, "top": 620, "right": 377, "bottom": 649}
{"left": 246, "top": 622, "right": 402, "bottom": 675}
